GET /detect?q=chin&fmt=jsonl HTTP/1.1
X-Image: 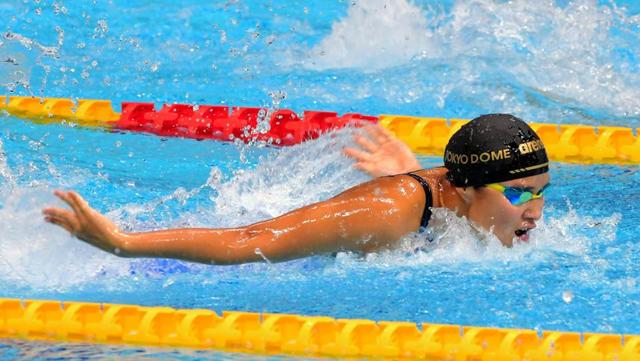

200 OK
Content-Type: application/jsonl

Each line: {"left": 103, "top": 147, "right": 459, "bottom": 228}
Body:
{"left": 498, "top": 236, "right": 514, "bottom": 247}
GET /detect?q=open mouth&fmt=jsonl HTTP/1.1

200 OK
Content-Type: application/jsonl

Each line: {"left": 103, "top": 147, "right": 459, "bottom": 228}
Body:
{"left": 515, "top": 228, "right": 530, "bottom": 242}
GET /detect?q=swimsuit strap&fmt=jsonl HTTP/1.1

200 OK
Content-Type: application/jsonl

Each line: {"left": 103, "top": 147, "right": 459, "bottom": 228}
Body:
{"left": 405, "top": 172, "right": 433, "bottom": 230}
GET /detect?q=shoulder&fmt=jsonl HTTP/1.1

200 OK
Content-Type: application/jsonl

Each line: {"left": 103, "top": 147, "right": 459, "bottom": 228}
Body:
{"left": 355, "top": 173, "right": 424, "bottom": 198}
{"left": 405, "top": 167, "right": 447, "bottom": 181}
{"left": 332, "top": 167, "right": 446, "bottom": 205}
{"left": 391, "top": 167, "right": 449, "bottom": 208}
{"left": 386, "top": 167, "right": 446, "bottom": 193}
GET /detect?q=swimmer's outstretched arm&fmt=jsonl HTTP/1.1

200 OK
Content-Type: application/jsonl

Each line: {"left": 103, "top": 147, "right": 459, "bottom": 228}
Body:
{"left": 43, "top": 176, "right": 424, "bottom": 265}
{"left": 344, "top": 124, "right": 421, "bottom": 177}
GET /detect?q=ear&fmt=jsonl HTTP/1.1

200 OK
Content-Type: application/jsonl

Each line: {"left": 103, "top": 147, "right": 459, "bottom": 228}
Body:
{"left": 455, "top": 186, "right": 476, "bottom": 204}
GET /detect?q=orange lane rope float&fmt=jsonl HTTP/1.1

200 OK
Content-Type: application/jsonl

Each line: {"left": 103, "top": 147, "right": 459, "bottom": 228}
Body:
{"left": 1, "top": 298, "right": 638, "bottom": 360}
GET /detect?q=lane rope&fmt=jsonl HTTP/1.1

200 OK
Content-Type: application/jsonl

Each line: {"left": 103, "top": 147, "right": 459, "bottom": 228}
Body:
{"left": 3, "top": 95, "right": 640, "bottom": 164}
{"left": 1, "top": 298, "right": 638, "bottom": 360}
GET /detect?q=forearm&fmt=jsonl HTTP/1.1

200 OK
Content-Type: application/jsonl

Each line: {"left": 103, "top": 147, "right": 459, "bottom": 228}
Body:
{"left": 116, "top": 202, "right": 381, "bottom": 265}
{"left": 119, "top": 227, "right": 266, "bottom": 265}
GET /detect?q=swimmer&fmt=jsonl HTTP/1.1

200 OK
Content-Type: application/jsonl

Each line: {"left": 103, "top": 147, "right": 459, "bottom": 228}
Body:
{"left": 43, "top": 114, "right": 550, "bottom": 265}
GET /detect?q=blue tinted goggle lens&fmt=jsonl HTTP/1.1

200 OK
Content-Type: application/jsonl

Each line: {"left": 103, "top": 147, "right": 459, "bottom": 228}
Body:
{"left": 487, "top": 183, "right": 550, "bottom": 206}
{"left": 504, "top": 187, "right": 532, "bottom": 205}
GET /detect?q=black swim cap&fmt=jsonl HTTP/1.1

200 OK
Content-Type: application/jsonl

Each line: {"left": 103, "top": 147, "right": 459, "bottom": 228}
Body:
{"left": 444, "top": 114, "right": 549, "bottom": 187}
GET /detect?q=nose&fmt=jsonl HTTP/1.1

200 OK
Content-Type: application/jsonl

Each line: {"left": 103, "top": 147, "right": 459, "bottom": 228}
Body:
{"left": 523, "top": 197, "right": 544, "bottom": 221}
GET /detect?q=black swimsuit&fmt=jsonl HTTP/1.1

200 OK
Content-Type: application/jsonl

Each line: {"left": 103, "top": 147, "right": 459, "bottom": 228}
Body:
{"left": 404, "top": 172, "right": 433, "bottom": 231}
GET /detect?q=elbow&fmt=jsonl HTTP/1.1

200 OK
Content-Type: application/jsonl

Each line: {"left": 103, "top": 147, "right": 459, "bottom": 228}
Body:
{"left": 202, "top": 237, "right": 263, "bottom": 265}
{"left": 206, "top": 242, "right": 285, "bottom": 266}
{"left": 209, "top": 226, "right": 282, "bottom": 265}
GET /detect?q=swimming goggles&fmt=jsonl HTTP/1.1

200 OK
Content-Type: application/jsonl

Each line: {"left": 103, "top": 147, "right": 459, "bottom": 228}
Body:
{"left": 485, "top": 183, "right": 550, "bottom": 206}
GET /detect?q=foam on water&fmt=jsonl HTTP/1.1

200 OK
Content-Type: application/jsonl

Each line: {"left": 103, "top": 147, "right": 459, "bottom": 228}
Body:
{"left": 1, "top": 0, "right": 639, "bottom": 353}
{"left": 306, "top": 0, "right": 433, "bottom": 71}
{"left": 2, "top": 0, "right": 640, "bottom": 124}
{"left": 0, "top": 127, "right": 622, "bottom": 291}
{"left": 0, "top": 139, "right": 131, "bottom": 290}
{"left": 299, "top": 0, "right": 640, "bottom": 122}
{"left": 198, "top": 128, "right": 368, "bottom": 226}
{"left": 330, "top": 205, "right": 620, "bottom": 271}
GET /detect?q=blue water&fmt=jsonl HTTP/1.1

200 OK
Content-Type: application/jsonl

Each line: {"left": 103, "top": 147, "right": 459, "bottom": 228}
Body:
{"left": 1, "top": 0, "right": 640, "bottom": 359}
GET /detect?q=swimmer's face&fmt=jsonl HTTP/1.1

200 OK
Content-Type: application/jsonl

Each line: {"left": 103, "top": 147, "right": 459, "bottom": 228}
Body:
{"left": 462, "top": 172, "right": 550, "bottom": 247}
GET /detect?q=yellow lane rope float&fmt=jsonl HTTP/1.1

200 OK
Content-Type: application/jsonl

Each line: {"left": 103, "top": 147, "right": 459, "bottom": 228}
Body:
{"left": 379, "top": 115, "right": 640, "bottom": 164}
{"left": 3, "top": 95, "right": 640, "bottom": 165}
{"left": 1, "top": 96, "right": 119, "bottom": 126}
{"left": 1, "top": 298, "right": 639, "bottom": 360}
{"left": 3, "top": 98, "right": 640, "bottom": 358}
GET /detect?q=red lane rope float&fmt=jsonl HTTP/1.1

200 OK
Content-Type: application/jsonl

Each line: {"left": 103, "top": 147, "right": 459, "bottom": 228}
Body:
{"left": 6, "top": 95, "right": 640, "bottom": 165}
{"left": 1, "top": 96, "right": 378, "bottom": 146}
{"left": 115, "top": 102, "right": 378, "bottom": 145}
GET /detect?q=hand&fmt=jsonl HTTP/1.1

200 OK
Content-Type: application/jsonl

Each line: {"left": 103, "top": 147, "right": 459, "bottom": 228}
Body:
{"left": 43, "top": 190, "right": 127, "bottom": 255}
{"left": 343, "top": 124, "right": 421, "bottom": 177}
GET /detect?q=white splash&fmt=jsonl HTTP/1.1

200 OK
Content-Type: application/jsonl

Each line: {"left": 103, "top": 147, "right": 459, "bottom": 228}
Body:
{"left": 0, "top": 185, "right": 132, "bottom": 290}
{"left": 0, "top": 128, "right": 366, "bottom": 291}
{"left": 300, "top": 0, "right": 640, "bottom": 118}
{"left": 0, "top": 125, "right": 622, "bottom": 290}
{"left": 0, "top": 28, "right": 64, "bottom": 94}
{"left": 102, "top": 128, "right": 369, "bottom": 231}
{"left": 0, "top": 139, "right": 15, "bottom": 189}
{"left": 0, "top": 137, "right": 134, "bottom": 290}
{"left": 333, "top": 205, "right": 619, "bottom": 269}
{"left": 194, "top": 128, "right": 369, "bottom": 226}
{"left": 307, "top": 0, "right": 432, "bottom": 70}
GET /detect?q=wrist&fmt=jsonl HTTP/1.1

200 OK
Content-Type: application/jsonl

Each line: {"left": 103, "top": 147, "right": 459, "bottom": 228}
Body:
{"left": 111, "top": 230, "right": 134, "bottom": 257}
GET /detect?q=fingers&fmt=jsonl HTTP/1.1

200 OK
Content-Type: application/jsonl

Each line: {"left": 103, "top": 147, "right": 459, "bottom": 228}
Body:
{"left": 53, "top": 190, "right": 90, "bottom": 217}
{"left": 44, "top": 215, "right": 75, "bottom": 233}
{"left": 363, "top": 124, "right": 390, "bottom": 144}
{"left": 371, "top": 125, "right": 414, "bottom": 154}
{"left": 68, "top": 191, "right": 92, "bottom": 214}
{"left": 43, "top": 208, "right": 75, "bottom": 233}
{"left": 354, "top": 134, "right": 378, "bottom": 153}
{"left": 350, "top": 124, "right": 398, "bottom": 155}
{"left": 48, "top": 190, "right": 92, "bottom": 233}
{"left": 343, "top": 147, "right": 371, "bottom": 162}
{"left": 43, "top": 207, "right": 81, "bottom": 233}
{"left": 53, "top": 190, "right": 83, "bottom": 216}
{"left": 377, "top": 125, "right": 400, "bottom": 141}
{"left": 42, "top": 207, "right": 75, "bottom": 220}
{"left": 346, "top": 147, "right": 385, "bottom": 177}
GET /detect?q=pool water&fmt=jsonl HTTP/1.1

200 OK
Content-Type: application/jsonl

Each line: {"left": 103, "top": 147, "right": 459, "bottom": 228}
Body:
{"left": 1, "top": 0, "right": 640, "bottom": 359}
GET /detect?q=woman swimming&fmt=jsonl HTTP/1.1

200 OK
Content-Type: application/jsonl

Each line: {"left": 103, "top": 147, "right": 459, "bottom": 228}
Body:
{"left": 42, "top": 114, "right": 550, "bottom": 265}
